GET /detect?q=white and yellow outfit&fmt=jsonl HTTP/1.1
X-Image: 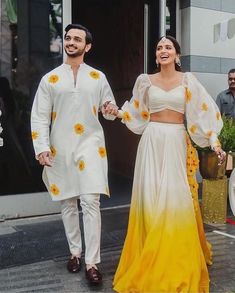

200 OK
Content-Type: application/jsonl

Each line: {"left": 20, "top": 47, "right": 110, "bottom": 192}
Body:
{"left": 113, "top": 73, "right": 223, "bottom": 293}
{"left": 31, "top": 63, "right": 115, "bottom": 264}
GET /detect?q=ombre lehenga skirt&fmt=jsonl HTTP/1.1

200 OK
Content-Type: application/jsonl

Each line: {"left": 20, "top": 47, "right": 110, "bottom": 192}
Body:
{"left": 113, "top": 122, "right": 211, "bottom": 293}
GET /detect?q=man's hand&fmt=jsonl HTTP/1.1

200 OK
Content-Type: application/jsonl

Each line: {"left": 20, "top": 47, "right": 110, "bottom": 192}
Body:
{"left": 102, "top": 101, "right": 119, "bottom": 116}
{"left": 38, "top": 151, "right": 53, "bottom": 167}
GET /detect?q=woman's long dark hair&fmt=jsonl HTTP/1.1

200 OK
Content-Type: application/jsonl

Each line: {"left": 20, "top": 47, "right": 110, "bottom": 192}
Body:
{"left": 155, "top": 35, "right": 182, "bottom": 72}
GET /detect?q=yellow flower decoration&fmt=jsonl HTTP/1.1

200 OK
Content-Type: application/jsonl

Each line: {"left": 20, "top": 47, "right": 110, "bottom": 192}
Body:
{"left": 216, "top": 112, "right": 221, "bottom": 120}
{"left": 48, "top": 74, "right": 59, "bottom": 84}
{"left": 78, "top": 160, "right": 85, "bottom": 171}
{"left": 123, "top": 111, "right": 131, "bottom": 122}
{"left": 93, "top": 106, "right": 97, "bottom": 116}
{"left": 89, "top": 71, "right": 100, "bottom": 79}
{"left": 99, "top": 146, "right": 107, "bottom": 158}
{"left": 32, "top": 131, "right": 39, "bottom": 140}
{"left": 185, "top": 88, "right": 192, "bottom": 102}
{"left": 74, "top": 123, "right": 84, "bottom": 135}
{"left": 202, "top": 103, "right": 208, "bottom": 111}
{"left": 141, "top": 111, "right": 149, "bottom": 120}
{"left": 51, "top": 112, "right": 57, "bottom": 121}
{"left": 185, "top": 133, "right": 199, "bottom": 211}
{"left": 189, "top": 125, "right": 197, "bottom": 134}
{"left": 50, "top": 184, "right": 60, "bottom": 196}
{"left": 207, "top": 130, "right": 212, "bottom": 137}
{"left": 50, "top": 146, "right": 56, "bottom": 157}
{"left": 133, "top": 99, "right": 139, "bottom": 109}
{"left": 215, "top": 139, "right": 221, "bottom": 148}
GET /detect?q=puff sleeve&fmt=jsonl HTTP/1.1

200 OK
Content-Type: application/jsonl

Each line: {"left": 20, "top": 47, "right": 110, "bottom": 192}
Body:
{"left": 119, "top": 74, "right": 151, "bottom": 134}
{"left": 184, "top": 72, "right": 223, "bottom": 149}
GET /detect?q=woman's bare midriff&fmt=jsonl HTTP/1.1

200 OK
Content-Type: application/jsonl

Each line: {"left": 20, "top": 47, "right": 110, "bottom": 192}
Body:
{"left": 150, "top": 110, "right": 184, "bottom": 124}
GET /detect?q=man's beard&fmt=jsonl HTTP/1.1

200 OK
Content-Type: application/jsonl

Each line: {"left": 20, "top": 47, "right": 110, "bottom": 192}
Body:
{"left": 65, "top": 45, "right": 86, "bottom": 58}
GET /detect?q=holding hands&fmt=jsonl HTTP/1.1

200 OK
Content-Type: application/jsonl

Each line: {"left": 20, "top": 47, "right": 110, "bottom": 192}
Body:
{"left": 102, "top": 101, "right": 119, "bottom": 116}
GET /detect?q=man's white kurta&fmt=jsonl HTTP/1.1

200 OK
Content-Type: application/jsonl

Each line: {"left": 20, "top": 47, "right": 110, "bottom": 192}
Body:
{"left": 31, "top": 63, "right": 115, "bottom": 201}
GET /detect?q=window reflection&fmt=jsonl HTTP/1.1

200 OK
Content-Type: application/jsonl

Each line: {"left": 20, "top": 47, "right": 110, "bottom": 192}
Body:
{"left": 0, "top": 0, "right": 62, "bottom": 195}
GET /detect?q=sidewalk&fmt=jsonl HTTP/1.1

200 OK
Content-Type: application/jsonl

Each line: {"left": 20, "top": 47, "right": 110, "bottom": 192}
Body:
{"left": 1, "top": 203, "right": 235, "bottom": 292}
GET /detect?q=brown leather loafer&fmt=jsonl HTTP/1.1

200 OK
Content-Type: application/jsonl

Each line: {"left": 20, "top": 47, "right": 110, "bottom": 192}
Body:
{"left": 85, "top": 267, "right": 102, "bottom": 285}
{"left": 67, "top": 256, "right": 81, "bottom": 273}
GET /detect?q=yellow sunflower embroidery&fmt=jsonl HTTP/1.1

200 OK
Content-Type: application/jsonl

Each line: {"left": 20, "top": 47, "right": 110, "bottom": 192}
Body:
{"left": 93, "top": 106, "right": 97, "bottom": 116}
{"left": 99, "top": 147, "right": 107, "bottom": 158}
{"left": 215, "top": 139, "right": 221, "bottom": 148}
{"left": 89, "top": 71, "right": 100, "bottom": 79}
{"left": 133, "top": 99, "right": 139, "bottom": 109}
{"left": 74, "top": 123, "right": 84, "bottom": 135}
{"left": 78, "top": 160, "right": 85, "bottom": 171}
{"left": 50, "top": 146, "right": 56, "bottom": 157}
{"left": 50, "top": 184, "right": 60, "bottom": 196}
{"left": 141, "top": 111, "right": 149, "bottom": 120}
{"left": 51, "top": 112, "right": 57, "bottom": 121}
{"left": 185, "top": 88, "right": 192, "bottom": 102}
{"left": 207, "top": 130, "right": 212, "bottom": 137}
{"left": 123, "top": 111, "right": 131, "bottom": 122}
{"left": 202, "top": 103, "right": 208, "bottom": 111}
{"left": 216, "top": 112, "right": 221, "bottom": 120}
{"left": 189, "top": 125, "right": 197, "bottom": 134}
{"left": 48, "top": 74, "right": 59, "bottom": 84}
{"left": 31, "top": 131, "right": 39, "bottom": 140}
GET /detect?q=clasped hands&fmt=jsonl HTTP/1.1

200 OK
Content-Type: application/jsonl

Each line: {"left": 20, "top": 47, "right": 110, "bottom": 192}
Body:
{"left": 102, "top": 101, "right": 119, "bottom": 116}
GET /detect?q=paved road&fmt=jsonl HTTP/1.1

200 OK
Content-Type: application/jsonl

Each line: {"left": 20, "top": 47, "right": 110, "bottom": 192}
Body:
{"left": 0, "top": 205, "right": 235, "bottom": 292}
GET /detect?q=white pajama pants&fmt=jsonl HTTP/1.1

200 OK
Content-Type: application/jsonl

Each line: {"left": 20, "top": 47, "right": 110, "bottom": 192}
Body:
{"left": 61, "top": 194, "right": 101, "bottom": 265}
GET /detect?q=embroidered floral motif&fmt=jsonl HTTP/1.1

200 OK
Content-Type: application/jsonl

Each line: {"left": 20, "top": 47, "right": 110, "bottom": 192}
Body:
{"left": 78, "top": 160, "right": 85, "bottom": 171}
{"left": 207, "top": 130, "right": 213, "bottom": 137}
{"left": 74, "top": 123, "right": 84, "bottom": 135}
{"left": 50, "top": 184, "right": 60, "bottom": 196}
{"left": 51, "top": 112, "right": 57, "bottom": 121}
{"left": 89, "top": 71, "right": 100, "bottom": 79}
{"left": 216, "top": 112, "right": 221, "bottom": 120}
{"left": 99, "top": 146, "right": 106, "bottom": 158}
{"left": 123, "top": 111, "right": 131, "bottom": 122}
{"left": 141, "top": 111, "right": 149, "bottom": 120}
{"left": 202, "top": 103, "right": 208, "bottom": 111}
{"left": 189, "top": 125, "right": 197, "bottom": 134}
{"left": 50, "top": 146, "right": 56, "bottom": 157}
{"left": 48, "top": 75, "right": 59, "bottom": 84}
{"left": 133, "top": 99, "right": 139, "bottom": 109}
{"left": 186, "top": 134, "right": 199, "bottom": 211}
{"left": 215, "top": 138, "right": 221, "bottom": 148}
{"left": 93, "top": 106, "right": 97, "bottom": 116}
{"left": 185, "top": 88, "right": 192, "bottom": 102}
{"left": 31, "top": 131, "right": 39, "bottom": 140}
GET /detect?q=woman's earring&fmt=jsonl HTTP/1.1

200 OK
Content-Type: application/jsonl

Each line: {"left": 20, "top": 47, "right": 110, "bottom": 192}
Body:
{"left": 175, "top": 57, "right": 181, "bottom": 67}
{"left": 156, "top": 60, "right": 159, "bottom": 67}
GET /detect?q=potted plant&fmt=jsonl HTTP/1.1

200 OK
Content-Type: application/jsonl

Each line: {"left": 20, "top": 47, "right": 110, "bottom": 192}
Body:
{"left": 197, "top": 116, "right": 235, "bottom": 179}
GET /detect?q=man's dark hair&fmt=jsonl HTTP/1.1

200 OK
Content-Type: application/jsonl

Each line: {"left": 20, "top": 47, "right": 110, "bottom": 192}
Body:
{"left": 228, "top": 69, "right": 235, "bottom": 75}
{"left": 64, "top": 24, "right": 92, "bottom": 44}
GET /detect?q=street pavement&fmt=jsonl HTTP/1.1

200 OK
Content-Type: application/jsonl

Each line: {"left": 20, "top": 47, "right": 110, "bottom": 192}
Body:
{"left": 1, "top": 180, "right": 235, "bottom": 292}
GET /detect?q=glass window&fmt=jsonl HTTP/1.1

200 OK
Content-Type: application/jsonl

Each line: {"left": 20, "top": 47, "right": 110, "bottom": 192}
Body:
{"left": 0, "top": 0, "right": 62, "bottom": 195}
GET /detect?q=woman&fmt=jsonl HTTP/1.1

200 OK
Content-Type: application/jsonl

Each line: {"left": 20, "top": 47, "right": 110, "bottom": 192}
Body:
{"left": 106, "top": 36, "right": 226, "bottom": 292}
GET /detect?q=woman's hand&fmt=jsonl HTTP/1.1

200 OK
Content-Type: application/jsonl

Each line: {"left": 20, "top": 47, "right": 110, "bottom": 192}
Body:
{"left": 102, "top": 101, "right": 119, "bottom": 116}
{"left": 213, "top": 146, "right": 226, "bottom": 166}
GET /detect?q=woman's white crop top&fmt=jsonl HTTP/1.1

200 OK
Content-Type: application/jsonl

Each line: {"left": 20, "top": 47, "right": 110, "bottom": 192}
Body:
{"left": 148, "top": 85, "right": 185, "bottom": 114}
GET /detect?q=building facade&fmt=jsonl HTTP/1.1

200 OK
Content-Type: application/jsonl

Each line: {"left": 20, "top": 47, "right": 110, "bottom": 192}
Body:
{"left": 0, "top": 0, "right": 235, "bottom": 219}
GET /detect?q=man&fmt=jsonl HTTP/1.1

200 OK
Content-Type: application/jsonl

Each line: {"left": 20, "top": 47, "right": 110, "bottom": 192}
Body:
{"left": 216, "top": 68, "right": 235, "bottom": 119}
{"left": 31, "top": 24, "right": 118, "bottom": 285}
